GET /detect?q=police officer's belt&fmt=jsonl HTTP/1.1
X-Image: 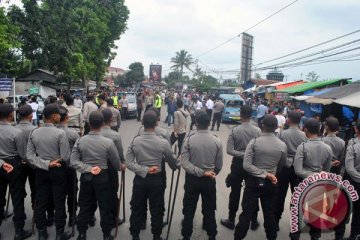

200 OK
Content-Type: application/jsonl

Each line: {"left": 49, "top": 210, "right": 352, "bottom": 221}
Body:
{"left": 68, "top": 126, "right": 80, "bottom": 129}
{"left": 3, "top": 156, "right": 22, "bottom": 168}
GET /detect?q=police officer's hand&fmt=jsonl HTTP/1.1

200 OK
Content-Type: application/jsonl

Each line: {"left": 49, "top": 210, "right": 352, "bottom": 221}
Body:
{"left": 266, "top": 173, "right": 277, "bottom": 185}
{"left": 148, "top": 166, "right": 159, "bottom": 174}
{"left": 204, "top": 171, "right": 216, "bottom": 179}
{"left": 2, "top": 163, "right": 13, "bottom": 174}
{"left": 91, "top": 166, "right": 102, "bottom": 175}
{"left": 120, "top": 164, "right": 127, "bottom": 171}
{"left": 49, "top": 159, "right": 62, "bottom": 168}
{"left": 332, "top": 160, "right": 341, "bottom": 167}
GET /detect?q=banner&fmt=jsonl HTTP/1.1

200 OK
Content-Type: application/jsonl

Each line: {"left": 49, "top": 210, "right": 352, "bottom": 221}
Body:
{"left": 0, "top": 78, "right": 13, "bottom": 91}
{"left": 149, "top": 65, "right": 162, "bottom": 82}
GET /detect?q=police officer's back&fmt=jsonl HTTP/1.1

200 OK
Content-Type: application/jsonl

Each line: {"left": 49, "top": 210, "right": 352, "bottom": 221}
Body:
{"left": 126, "top": 111, "right": 178, "bottom": 240}
{"left": 70, "top": 111, "right": 120, "bottom": 240}
{"left": 180, "top": 111, "right": 223, "bottom": 240}
{"left": 234, "top": 114, "right": 287, "bottom": 240}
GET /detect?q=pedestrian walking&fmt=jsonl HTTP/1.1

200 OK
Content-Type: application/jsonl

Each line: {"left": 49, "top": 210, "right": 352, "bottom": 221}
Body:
{"left": 189, "top": 98, "right": 197, "bottom": 131}
{"left": 136, "top": 93, "right": 143, "bottom": 122}
{"left": 29, "top": 96, "right": 39, "bottom": 126}
{"left": 221, "top": 105, "right": 261, "bottom": 231}
{"left": 180, "top": 111, "right": 223, "bottom": 240}
{"left": 290, "top": 118, "right": 333, "bottom": 240}
{"left": 211, "top": 98, "right": 225, "bottom": 131}
{"left": 57, "top": 106, "right": 80, "bottom": 227}
{"left": 183, "top": 94, "right": 190, "bottom": 112}
{"left": 172, "top": 100, "right": 189, "bottom": 156}
{"left": 27, "top": 104, "right": 72, "bottom": 240}
{"left": 119, "top": 95, "right": 128, "bottom": 121}
{"left": 275, "top": 111, "right": 306, "bottom": 230}
{"left": 82, "top": 95, "right": 98, "bottom": 135}
{"left": 344, "top": 120, "right": 360, "bottom": 240}
{"left": 126, "top": 111, "right": 178, "bottom": 240}
{"left": 70, "top": 111, "right": 121, "bottom": 240}
{"left": 256, "top": 102, "right": 268, "bottom": 130}
{"left": 234, "top": 114, "right": 287, "bottom": 240}
{"left": 0, "top": 104, "right": 31, "bottom": 240}
{"left": 74, "top": 95, "right": 83, "bottom": 109}
{"left": 154, "top": 91, "right": 162, "bottom": 117}
{"left": 167, "top": 97, "right": 177, "bottom": 128}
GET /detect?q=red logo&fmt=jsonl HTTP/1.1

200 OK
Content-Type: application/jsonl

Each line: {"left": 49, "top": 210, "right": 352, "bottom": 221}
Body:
{"left": 301, "top": 182, "right": 350, "bottom": 230}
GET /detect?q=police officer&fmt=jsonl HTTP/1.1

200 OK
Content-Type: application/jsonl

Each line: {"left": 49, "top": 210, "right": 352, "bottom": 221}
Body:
{"left": 101, "top": 109, "right": 126, "bottom": 226}
{"left": 27, "top": 103, "right": 72, "bottom": 240}
{"left": 154, "top": 91, "right": 162, "bottom": 116}
{"left": 211, "top": 98, "right": 225, "bottom": 131}
{"left": 138, "top": 107, "right": 170, "bottom": 230}
{"left": 276, "top": 111, "right": 306, "bottom": 229}
{"left": 65, "top": 96, "right": 84, "bottom": 134}
{"left": 16, "top": 105, "right": 37, "bottom": 210}
{"left": 221, "top": 105, "right": 261, "bottom": 231}
{"left": 82, "top": 95, "right": 98, "bottom": 135}
{"left": 180, "top": 111, "right": 223, "bottom": 240}
{"left": 126, "top": 111, "right": 178, "bottom": 240}
{"left": 0, "top": 104, "right": 32, "bottom": 240}
{"left": 234, "top": 114, "right": 287, "bottom": 240}
{"left": 345, "top": 120, "right": 360, "bottom": 240}
{"left": 291, "top": 118, "right": 333, "bottom": 240}
{"left": 70, "top": 111, "right": 120, "bottom": 240}
{"left": 57, "top": 106, "right": 80, "bottom": 227}
{"left": 322, "top": 117, "right": 345, "bottom": 174}
{"left": 105, "top": 98, "right": 121, "bottom": 132}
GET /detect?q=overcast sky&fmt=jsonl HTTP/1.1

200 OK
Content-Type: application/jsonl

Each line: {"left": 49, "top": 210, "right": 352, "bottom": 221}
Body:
{"left": 112, "top": 0, "right": 360, "bottom": 81}
{"left": 2, "top": 0, "right": 359, "bottom": 82}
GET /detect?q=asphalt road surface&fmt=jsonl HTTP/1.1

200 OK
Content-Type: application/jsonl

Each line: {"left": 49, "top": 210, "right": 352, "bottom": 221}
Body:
{"left": 1, "top": 108, "right": 351, "bottom": 240}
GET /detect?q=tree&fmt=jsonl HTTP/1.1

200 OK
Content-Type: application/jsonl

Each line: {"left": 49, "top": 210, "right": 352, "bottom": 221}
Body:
{"left": 306, "top": 71, "right": 320, "bottom": 82}
{"left": 192, "top": 74, "right": 219, "bottom": 92}
{"left": 125, "top": 62, "right": 144, "bottom": 86}
{"left": 170, "top": 49, "right": 194, "bottom": 79}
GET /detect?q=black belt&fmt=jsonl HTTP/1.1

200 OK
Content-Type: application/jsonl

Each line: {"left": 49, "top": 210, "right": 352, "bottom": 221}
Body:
{"left": 68, "top": 126, "right": 80, "bottom": 129}
{"left": 3, "top": 156, "right": 22, "bottom": 168}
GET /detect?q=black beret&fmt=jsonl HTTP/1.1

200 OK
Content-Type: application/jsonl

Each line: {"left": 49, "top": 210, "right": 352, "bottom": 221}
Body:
{"left": 18, "top": 105, "right": 33, "bottom": 117}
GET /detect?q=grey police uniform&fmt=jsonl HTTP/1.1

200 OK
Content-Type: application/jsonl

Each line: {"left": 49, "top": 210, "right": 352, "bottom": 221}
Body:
{"left": 235, "top": 132, "right": 287, "bottom": 240}
{"left": 322, "top": 133, "right": 345, "bottom": 174}
{"left": 225, "top": 122, "right": 261, "bottom": 223}
{"left": 276, "top": 126, "right": 306, "bottom": 224}
{"left": 291, "top": 138, "right": 333, "bottom": 240}
{"left": 126, "top": 132, "right": 178, "bottom": 239}
{"left": 27, "top": 123, "right": 71, "bottom": 233}
{"left": 0, "top": 121, "right": 27, "bottom": 233}
{"left": 58, "top": 124, "right": 80, "bottom": 225}
{"left": 180, "top": 130, "right": 223, "bottom": 239}
{"left": 70, "top": 131, "right": 120, "bottom": 237}
{"left": 345, "top": 140, "right": 360, "bottom": 238}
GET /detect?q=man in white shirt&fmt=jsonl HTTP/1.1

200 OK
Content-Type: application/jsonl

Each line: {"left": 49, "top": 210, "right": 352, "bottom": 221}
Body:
{"left": 206, "top": 97, "right": 214, "bottom": 121}
{"left": 74, "top": 95, "right": 83, "bottom": 109}
{"left": 275, "top": 107, "right": 286, "bottom": 133}
{"left": 28, "top": 96, "right": 39, "bottom": 126}
{"left": 196, "top": 99, "right": 203, "bottom": 110}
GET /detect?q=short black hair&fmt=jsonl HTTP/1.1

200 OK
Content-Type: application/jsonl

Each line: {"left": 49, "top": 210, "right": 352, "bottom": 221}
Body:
{"left": 89, "top": 111, "right": 104, "bottom": 129}
{"left": 177, "top": 99, "right": 183, "bottom": 108}
{"left": 48, "top": 96, "right": 57, "bottom": 104}
{"left": 288, "top": 111, "right": 301, "bottom": 124}
{"left": 18, "top": 105, "right": 33, "bottom": 119}
{"left": 102, "top": 108, "right": 113, "bottom": 124}
{"left": 0, "top": 104, "right": 14, "bottom": 119}
{"left": 106, "top": 98, "right": 114, "bottom": 106}
{"left": 326, "top": 117, "right": 339, "bottom": 132}
{"left": 143, "top": 111, "right": 157, "bottom": 129}
{"left": 59, "top": 106, "right": 68, "bottom": 122}
{"left": 304, "top": 118, "right": 320, "bottom": 134}
{"left": 196, "top": 111, "right": 210, "bottom": 128}
{"left": 240, "top": 105, "right": 252, "bottom": 119}
{"left": 98, "top": 94, "right": 106, "bottom": 101}
{"left": 31, "top": 96, "right": 37, "bottom": 102}
{"left": 43, "top": 104, "right": 59, "bottom": 119}
{"left": 262, "top": 114, "right": 278, "bottom": 132}
{"left": 147, "top": 107, "right": 160, "bottom": 118}
{"left": 87, "top": 95, "right": 94, "bottom": 101}
{"left": 65, "top": 96, "right": 74, "bottom": 106}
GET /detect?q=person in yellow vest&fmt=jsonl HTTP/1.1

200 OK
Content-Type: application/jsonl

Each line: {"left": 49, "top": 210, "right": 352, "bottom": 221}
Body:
{"left": 154, "top": 91, "right": 162, "bottom": 116}
{"left": 112, "top": 95, "right": 118, "bottom": 109}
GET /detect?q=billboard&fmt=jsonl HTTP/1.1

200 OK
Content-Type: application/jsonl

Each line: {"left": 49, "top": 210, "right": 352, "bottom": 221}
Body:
{"left": 149, "top": 65, "right": 162, "bottom": 82}
{"left": 240, "top": 33, "right": 254, "bottom": 84}
{"left": 0, "top": 78, "right": 13, "bottom": 91}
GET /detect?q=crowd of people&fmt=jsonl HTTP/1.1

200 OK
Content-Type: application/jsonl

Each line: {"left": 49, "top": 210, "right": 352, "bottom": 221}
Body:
{"left": 0, "top": 88, "right": 359, "bottom": 240}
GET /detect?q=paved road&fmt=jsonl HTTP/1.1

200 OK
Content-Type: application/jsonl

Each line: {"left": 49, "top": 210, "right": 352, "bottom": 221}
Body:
{"left": 1, "top": 108, "right": 351, "bottom": 239}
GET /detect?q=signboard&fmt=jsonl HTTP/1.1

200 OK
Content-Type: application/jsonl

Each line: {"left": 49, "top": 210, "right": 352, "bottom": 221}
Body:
{"left": 149, "top": 64, "right": 162, "bottom": 82}
{"left": 274, "top": 92, "right": 288, "bottom": 101}
{"left": 0, "top": 78, "right": 13, "bottom": 91}
{"left": 29, "top": 86, "right": 39, "bottom": 95}
{"left": 240, "top": 33, "right": 254, "bottom": 84}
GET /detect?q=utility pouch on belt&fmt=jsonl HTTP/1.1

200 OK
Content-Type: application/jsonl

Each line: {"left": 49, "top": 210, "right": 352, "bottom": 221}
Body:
{"left": 81, "top": 173, "right": 93, "bottom": 182}
{"left": 256, "top": 177, "right": 265, "bottom": 188}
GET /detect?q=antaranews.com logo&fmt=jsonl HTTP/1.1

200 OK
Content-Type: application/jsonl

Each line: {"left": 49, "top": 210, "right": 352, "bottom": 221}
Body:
{"left": 290, "top": 172, "right": 359, "bottom": 233}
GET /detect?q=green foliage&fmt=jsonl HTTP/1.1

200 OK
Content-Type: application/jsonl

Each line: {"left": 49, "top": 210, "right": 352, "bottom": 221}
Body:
{"left": 170, "top": 50, "right": 194, "bottom": 77}
{"left": 125, "top": 62, "right": 145, "bottom": 86}
{"left": 306, "top": 71, "right": 320, "bottom": 82}
{"left": 5, "top": 0, "right": 129, "bottom": 88}
{"left": 192, "top": 74, "right": 219, "bottom": 92}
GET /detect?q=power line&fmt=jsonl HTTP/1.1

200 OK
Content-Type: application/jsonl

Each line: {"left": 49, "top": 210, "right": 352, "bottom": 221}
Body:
{"left": 255, "top": 29, "right": 360, "bottom": 66}
{"left": 195, "top": 0, "right": 300, "bottom": 58}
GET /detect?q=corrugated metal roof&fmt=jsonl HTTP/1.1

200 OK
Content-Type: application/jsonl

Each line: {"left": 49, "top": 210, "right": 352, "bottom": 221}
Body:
{"left": 275, "top": 79, "right": 351, "bottom": 94}
{"left": 315, "top": 81, "right": 360, "bottom": 99}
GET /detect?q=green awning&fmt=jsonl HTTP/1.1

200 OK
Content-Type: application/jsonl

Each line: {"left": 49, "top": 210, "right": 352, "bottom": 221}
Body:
{"left": 274, "top": 78, "right": 351, "bottom": 94}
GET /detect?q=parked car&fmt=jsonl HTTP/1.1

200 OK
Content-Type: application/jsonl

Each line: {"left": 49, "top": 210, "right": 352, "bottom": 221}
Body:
{"left": 118, "top": 92, "right": 137, "bottom": 119}
{"left": 218, "top": 94, "right": 244, "bottom": 122}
